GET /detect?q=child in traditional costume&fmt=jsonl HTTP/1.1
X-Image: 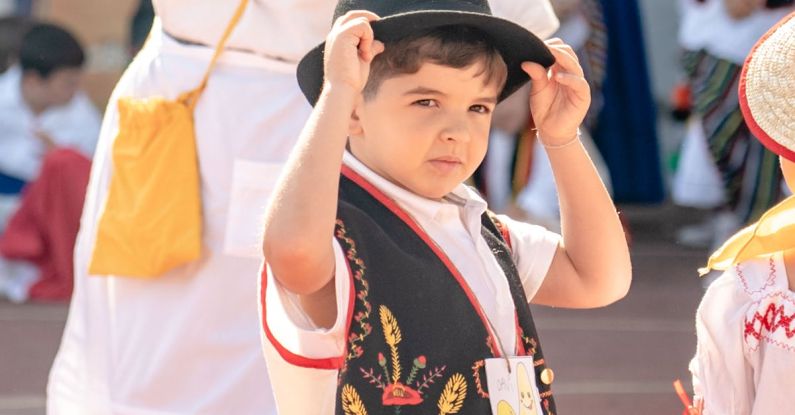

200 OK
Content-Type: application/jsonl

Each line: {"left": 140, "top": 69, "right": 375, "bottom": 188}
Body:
{"left": 689, "top": 11, "right": 795, "bottom": 414}
{"left": 260, "top": 0, "right": 632, "bottom": 413}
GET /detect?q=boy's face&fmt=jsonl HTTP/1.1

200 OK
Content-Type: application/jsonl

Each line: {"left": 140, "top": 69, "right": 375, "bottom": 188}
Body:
{"left": 782, "top": 156, "right": 795, "bottom": 193}
{"left": 24, "top": 67, "right": 82, "bottom": 109}
{"left": 349, "top": 61, "right": 501, "bottom": 199}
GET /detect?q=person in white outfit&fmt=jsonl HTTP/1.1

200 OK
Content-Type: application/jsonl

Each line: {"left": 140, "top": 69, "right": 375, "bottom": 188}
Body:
{"left": 46, "top": 1, "right": 561, "bottom": 414}
{"left": 673, "top": 0, "right": 794, "bottom": 255}
{"left": 0, "top": 22, "right": 100, "bottom": 303}
{"left": 688, "top": 11, "right": 795, "bottom": 414}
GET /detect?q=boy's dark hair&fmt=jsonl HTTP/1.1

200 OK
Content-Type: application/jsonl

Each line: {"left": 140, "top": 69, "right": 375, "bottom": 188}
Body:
{"left": 19, "top": 22, "right": 85, "bottom": 78}
{"left": 363, "top": 25, "right": 508, "bottom": 100}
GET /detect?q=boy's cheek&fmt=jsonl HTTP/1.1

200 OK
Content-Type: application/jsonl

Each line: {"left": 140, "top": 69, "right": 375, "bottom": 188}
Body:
{"left": 781, "top": 157, "right": 795, "bottom": 189}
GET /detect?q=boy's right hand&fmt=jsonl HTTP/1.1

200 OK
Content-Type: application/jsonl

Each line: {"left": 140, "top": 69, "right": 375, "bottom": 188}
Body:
{"left": 323, "top": 11, "right": 385, "bottom": 95}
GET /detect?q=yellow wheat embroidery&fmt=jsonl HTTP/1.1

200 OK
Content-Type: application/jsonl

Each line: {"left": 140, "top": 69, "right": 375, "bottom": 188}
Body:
{"left": 379, "top": 305, "right": 403, "bottom": 383}
{"left": 437, "top": 373, "right": 468, "bottom": 415}
{"left": 341, "top": 384, "right": 368, "bottom": 415}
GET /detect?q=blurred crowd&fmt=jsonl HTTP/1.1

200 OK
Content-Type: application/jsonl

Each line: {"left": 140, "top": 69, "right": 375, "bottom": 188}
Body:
{"left": 0, "top": 0, "right": 790, "bottom": 300}
{"left": 0, "top": 0, "right": 153, "bottom": 302}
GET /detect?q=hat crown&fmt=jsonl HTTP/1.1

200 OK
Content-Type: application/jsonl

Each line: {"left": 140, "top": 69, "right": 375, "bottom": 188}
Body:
{"left": 739, "top": 11, "right": 795, "bottom": 162}
{"left": 332, "top": 0, "right": 492, "bottom": 23}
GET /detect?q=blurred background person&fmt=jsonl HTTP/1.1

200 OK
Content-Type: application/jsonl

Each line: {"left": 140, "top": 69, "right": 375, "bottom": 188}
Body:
{"left": 127, "top": 0, "right": 153, "bottom": 57}
{"left": 673, "top": 0, "right": 793, "bottom": 261}
{"left": 0, "top": 22, "right": 100, "bottom": 303}
{"left": 485, "top": 0, "right": 659, "bottom": 238}
{"left": 0, "top": 15, "right": 30, "bottom": 73}
{"left": 509, "top": 0, "right": 614, "bottom": 232}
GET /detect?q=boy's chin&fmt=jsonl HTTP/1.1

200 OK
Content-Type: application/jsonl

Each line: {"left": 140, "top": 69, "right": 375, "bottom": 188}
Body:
{"left": 411, "top": 186, "right": 456, "bottom": 200}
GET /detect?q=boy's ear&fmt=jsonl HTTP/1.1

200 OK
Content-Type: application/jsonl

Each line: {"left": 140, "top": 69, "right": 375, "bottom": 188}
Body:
{"left": 348, "top": 101, "right": 364, "bottom": 137}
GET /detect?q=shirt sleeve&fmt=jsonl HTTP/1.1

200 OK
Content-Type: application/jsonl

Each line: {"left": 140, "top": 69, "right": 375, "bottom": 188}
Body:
{"left": 40, "top": 92, "right": 101, "bottom": 158}
{"left": 690, "top": 272, "right": 754, "bottom": 415}
{"left": 263, "top": 238, "right": 351, "bottom": 359}
{"left": 489, "top": 0, "right": 560, "bottom": 39}
{"left": 496, "top": 214, "right": 561, "bottom": 301}
{"left": 0, "top": 106, "right": 43, "bottom": 180}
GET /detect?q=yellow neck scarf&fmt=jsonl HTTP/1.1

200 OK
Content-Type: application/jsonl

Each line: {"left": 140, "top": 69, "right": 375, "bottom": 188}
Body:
{"left": 700, "top": 195, "right": 795, "bottom": 275}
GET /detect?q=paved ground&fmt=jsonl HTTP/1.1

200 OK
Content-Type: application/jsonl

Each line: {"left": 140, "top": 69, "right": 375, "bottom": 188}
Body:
{"left": 0, "top": 203, "right": 711, "bottom": 414}
{"left": 533, "top": 203, "right": 707, "bottom": 414}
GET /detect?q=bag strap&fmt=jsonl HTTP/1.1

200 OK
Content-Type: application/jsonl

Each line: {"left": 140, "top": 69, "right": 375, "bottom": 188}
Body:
{"left": 179, "top": 0, "right": 249, "bottom": 110}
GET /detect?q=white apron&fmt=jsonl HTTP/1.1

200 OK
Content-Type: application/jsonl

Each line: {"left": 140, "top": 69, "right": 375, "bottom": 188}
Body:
{"left": 46, "top": 17, "right": 315, "bottom": 415}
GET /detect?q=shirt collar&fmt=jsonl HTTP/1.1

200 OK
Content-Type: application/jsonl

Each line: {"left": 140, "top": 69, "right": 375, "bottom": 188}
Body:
{"left": 341, "top": 151, "right": 488, "bottom": 225}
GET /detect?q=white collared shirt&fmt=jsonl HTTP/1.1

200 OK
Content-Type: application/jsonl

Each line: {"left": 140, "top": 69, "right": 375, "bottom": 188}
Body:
{"left": 263, "top": 151, "right": 560, "bottom": 414}
{"left": 0, "top": 66, "right": 100, "bottom": 181}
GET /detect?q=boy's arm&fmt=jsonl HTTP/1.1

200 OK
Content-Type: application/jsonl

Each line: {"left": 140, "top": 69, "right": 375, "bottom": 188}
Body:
{"left": 262, "top": 11, "right": 384, "bottom": 300}
{"left": 523, "top": 39, "right": 632, "bottom": 308}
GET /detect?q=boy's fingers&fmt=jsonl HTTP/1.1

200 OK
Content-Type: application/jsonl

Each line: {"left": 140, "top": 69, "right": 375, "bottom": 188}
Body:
{"left": 370, "top": 40, "right": 386, "bottom": 59}
{"left": 521, "top": 61, "right": 550, "bottom": 95}
{"left": 362, "top": 39, "right": 385, "bottom": 62}
{"left": 554, "top": 72, "right": 590, "bottom": 102}
{"left": 548, "top": 46, "right": 583, "bottom": 77}
{"left": 545, "top": 38, "right": 580, "bottom": 61}
{"left": 550, "top": 43, "right": 579, "bottom": 63}
{"left": 336, "top": 10, "right": 380, "bottom": 25}
{"left": 351, "top": 17, "right": 377, "bottom": 59}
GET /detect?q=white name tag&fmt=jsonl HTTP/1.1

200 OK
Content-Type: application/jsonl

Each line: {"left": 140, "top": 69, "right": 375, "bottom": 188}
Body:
{"left": 484, "top": 357, "right": 543, "bottom": 415}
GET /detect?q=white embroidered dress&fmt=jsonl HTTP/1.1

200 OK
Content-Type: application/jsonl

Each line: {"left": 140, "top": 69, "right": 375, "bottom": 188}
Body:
{"left": 690, "top": 252, "right": 795, "bottom": 414}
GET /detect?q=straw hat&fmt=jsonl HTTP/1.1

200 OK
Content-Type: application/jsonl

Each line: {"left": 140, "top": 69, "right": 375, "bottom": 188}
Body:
{"left": 297, "top": 0, "right": 555, "bottom": 106}
{"left": 701, "top": 11, "right": 795, "bottom": 275}
{"left": 739, "top": 11, "right": 795, "bottom": 162}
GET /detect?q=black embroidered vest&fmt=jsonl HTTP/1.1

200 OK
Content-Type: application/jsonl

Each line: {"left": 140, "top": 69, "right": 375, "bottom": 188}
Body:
{"left": 334, "top": 167, "right": 556, "bottom": 415}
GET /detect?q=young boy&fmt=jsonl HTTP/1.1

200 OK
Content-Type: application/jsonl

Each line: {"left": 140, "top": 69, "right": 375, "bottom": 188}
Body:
{"left": 261, "top": 1, "right": 632, "bottom": 413}
{"left": 0, "top": 22, "right": 99, "bottom": 302}
{"left": 688, "top": 11, "right": 795, "bottom": 415}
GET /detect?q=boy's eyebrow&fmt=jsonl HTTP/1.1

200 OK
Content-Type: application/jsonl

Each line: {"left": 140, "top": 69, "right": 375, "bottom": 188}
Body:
{"left": 403, "top": 86, "right": 499, "bottom": 104}
{"left": 403, "top": 86, "right": 446, "bottom": 96}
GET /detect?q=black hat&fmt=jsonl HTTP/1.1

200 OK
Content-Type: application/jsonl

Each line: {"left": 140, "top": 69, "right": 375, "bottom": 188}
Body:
{"left": 297, "top": 0, "right": 555, "bottom": 105}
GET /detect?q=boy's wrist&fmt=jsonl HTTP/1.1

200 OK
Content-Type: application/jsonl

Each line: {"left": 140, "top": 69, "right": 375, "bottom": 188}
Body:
{"left": 537, "top": 129, "right": 581, "bottom": 149}
{"left": 319, "top": 81, "right": 361, "bottom": 106}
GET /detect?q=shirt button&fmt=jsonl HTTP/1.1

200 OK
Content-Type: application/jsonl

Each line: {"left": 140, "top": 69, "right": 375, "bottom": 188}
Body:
{"left": 540, "top": 368, "right": 554, "bottom": 385}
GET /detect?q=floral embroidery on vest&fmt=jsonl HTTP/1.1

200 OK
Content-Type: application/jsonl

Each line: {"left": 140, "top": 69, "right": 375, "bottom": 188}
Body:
{"left": 336, "top": 220, "right": 373, "bottom": 378}
{"left": 342, "top": 305, "right": 469, "bottom": 414}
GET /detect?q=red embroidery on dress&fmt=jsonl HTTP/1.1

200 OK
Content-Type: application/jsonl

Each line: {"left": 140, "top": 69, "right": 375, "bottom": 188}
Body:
{"left": 737, "top": 257, "right": 777, "bottom": 295}
{"left": 744, "top": 301, "right": 795, "bottom": 347}
{"left": 739, "top": 257, "right": 795, "bottom": 352}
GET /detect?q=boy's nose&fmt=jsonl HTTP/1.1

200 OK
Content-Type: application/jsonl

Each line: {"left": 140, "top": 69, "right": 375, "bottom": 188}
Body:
{"left": 440, "top": 119, "right": 471, "bottom": 143}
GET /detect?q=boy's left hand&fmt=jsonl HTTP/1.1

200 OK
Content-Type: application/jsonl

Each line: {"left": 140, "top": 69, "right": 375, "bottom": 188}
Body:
{"left": 522, "top": 39, "right": 590, "bottom": 145}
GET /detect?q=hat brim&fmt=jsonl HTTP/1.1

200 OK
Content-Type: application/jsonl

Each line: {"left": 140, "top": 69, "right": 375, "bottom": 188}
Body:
{"left": 297, "top": 10, "right": 555, "bottom": 106}
{"left": 738, "top": 11, "right": 795, "bottom": 163}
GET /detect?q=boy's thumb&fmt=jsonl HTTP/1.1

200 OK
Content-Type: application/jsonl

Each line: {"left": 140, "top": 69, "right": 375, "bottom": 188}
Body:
{"left": 522, "top": 62, "right": 549, "bottom": 94}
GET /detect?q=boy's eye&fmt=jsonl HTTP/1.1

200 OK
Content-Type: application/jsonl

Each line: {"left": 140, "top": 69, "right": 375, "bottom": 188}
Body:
{"left": 414, "top": 99, "right": 438, "bottom": 107}
{"left": 469, "top": 104, "right": 491, "bottom": 114}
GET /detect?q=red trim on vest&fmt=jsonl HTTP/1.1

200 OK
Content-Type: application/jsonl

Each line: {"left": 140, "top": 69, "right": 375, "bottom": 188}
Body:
{"left": 515, "top": 313, "right": 527, "bottom": 356}
{"left": 259, "top": 259, "right": 355, "bottom": 370}
{"left": 739, "top": 13, "right": 795, "bottom": 163}
{"left": 342, "top": 165, "right": 508, "bottom": 357}
{"left": 494, "top": 217, "right": 513, "bottom": 251}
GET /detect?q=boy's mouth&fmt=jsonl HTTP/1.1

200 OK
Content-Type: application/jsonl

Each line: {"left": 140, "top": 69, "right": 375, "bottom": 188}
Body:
{"left": 428, "top": 156, "right": 463, "bottom": 174}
